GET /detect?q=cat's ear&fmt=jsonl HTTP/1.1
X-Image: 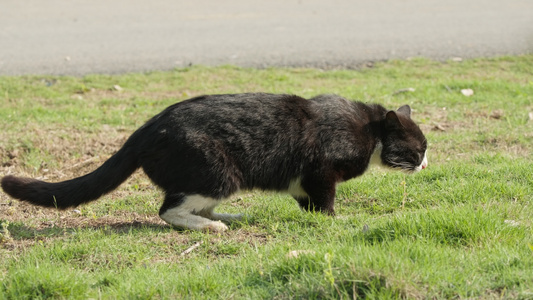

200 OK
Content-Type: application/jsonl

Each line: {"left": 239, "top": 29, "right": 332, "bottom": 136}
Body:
{"left": 385, "top": 111, "right": 404, "bottom": 128}
{"left": 397, "top": 105, "right": 411, "bottom": 118}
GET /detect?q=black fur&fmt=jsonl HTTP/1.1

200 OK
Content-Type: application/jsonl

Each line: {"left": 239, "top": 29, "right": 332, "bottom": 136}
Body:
{"left": 1, "top": 93, "right": 427, "bottom": 218}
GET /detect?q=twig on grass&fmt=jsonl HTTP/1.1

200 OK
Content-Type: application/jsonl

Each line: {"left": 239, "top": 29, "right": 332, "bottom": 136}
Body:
{"left": 392, "top": 87, "right": 415, "bottom": 95}
{"left": 180, "top": 241, "right": 203, "bottom": 256}
{"left": 63, "top": 156, "right": 100, "bottom": 171}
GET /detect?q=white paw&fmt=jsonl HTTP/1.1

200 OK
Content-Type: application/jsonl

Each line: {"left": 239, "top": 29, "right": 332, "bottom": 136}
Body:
{"left": 204, "top": 220, "right": 229, "bottom": 232}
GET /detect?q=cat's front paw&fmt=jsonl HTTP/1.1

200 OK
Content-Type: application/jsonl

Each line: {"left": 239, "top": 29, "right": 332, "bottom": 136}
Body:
{"left": 204, "top": 220, "right": 229, "bottom": 232}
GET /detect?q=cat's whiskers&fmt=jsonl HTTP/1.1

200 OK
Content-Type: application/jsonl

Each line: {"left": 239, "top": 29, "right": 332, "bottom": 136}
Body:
{"left": 385, "top": 160, "right": 417, "bottom": 173}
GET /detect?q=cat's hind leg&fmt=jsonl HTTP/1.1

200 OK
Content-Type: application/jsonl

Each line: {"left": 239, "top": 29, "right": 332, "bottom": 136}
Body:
{"left": 159, "top": 193, "right": 229, "bottom": 232}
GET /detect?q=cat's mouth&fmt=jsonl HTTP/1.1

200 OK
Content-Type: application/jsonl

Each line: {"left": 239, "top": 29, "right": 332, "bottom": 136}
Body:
{"left": 384, "top": 160, "right": 427, "bottom": 174}
{"left": 384, "top": 152, "right": 428, "bottom": 173}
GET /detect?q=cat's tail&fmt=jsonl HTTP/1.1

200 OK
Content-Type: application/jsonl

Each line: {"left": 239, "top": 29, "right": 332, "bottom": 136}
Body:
{"left": 1, "top": 135, "right": 143, "bottom": 209}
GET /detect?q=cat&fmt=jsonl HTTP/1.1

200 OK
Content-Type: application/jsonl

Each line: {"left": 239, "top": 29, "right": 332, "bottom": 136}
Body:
{"left": 1, "top": 93, "right": 428, "bottom": 231}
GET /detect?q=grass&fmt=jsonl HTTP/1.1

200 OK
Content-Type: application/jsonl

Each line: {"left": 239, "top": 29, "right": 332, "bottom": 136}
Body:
{"left": 1, "top": 55, "right": 532, "bottom": 299}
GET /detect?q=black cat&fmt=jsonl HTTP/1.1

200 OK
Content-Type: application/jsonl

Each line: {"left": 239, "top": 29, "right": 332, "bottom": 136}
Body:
{"left": 2, "top": 93, "right": 428, "bottom": 231}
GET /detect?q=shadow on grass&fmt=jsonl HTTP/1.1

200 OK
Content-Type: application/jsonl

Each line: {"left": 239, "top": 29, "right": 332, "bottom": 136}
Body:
{"left": 4, "top": 219, "right": 170, "bottom": 241}
{"left": 3, "top": 216, "right": 255, "bottom": 241}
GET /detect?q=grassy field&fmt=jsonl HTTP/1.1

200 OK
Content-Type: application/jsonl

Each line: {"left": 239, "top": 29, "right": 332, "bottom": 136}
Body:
{"left": 0, "top": 56, "right": 532, "bottom": 299}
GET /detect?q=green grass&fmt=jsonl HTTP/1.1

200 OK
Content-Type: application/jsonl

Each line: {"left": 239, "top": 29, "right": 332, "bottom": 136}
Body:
{"left": 1, "top": 55, "right": 532, "bottom": 299}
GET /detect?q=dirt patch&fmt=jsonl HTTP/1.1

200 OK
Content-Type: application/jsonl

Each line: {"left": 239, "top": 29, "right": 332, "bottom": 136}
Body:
{"left": 0, "top": 207, "right": 169, "bottom": 260}
{"left": 76, "top": 88, "right": 203, "bottom": 104}
{"left": 1, "top": 124, "right": 130, "bottom": 178}
{"left": 1, "top": 199, "right": 165, "bottom": 232}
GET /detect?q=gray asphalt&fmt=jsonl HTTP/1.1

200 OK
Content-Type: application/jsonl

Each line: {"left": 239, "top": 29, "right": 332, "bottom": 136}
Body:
{"left": 1, "top": 0, "right": 532, "bottom": 76}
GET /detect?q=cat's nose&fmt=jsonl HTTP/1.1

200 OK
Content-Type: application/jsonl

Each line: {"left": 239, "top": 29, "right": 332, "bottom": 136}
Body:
{"left": 421, "top": 153, "right": 428, "bottom": 170}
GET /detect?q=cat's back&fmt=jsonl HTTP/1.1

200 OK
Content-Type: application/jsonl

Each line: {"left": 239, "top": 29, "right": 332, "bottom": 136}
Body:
{"left": 307, "top": 94, "right": 382, "bottom": 125}
{"left": 178, "top": 92, "right": 308, "bottom": 114}
{"left": 159, "top": 93, "right": 314, "bottom": 128}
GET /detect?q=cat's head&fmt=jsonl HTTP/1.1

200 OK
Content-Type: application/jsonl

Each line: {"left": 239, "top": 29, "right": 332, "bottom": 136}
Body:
{"left": 379, "top": 105, "right": 428, "bottom": 173}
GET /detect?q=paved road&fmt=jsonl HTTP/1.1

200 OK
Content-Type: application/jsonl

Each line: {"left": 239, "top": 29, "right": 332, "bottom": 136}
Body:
{"left": 1, "top": 0, "right": 532, "bottom": 76}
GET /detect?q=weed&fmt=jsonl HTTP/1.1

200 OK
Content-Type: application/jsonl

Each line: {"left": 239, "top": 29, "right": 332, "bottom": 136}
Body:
{"left": 0, "top": 220, "right": 12, "bottom": 243}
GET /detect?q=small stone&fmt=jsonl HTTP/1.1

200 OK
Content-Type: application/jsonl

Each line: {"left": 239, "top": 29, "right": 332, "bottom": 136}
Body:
{"left": 286, "top": 250, "right": 316, "bottom": 259}
{"left": 433, "top": 124, "right": 446, "bottom": 131}
{"left": 461, "top": 89, "right": 474, "bottom": 96}
{"left": 504, "top": 220, "right": 519, "bottom": 227}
